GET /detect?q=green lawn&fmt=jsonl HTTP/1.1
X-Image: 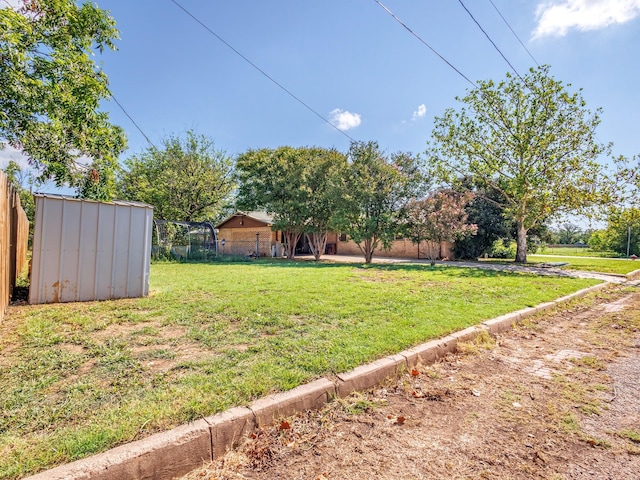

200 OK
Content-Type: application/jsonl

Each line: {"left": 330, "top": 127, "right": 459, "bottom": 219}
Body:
{"left": 528, "top": 255, "right": 638, "bottom": 275}
{"left": 479, "top": 254, "right": 639, "bottom": 275}
{"left": 0, "top": 261, "right": 599, "bottom": 478}
{"left": 537, "top": 246, "right": 622, "bottom": 258}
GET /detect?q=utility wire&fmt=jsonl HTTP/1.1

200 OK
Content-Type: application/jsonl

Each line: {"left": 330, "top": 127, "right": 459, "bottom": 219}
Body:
{"left": 372, "top": 0, "right": 529, "bottom": 147}
{"left": 169, "top": 0, "right": 355, "bottom": 142}
{"left": 487, "top": 0, "right": 539, "bottom": 67}
{"left": 2, "top": 0, "right": 157, "bottom": 150}
{"left": 111, "top": 94, "right": 157, "bottom": 150}
{"left": 372, "top": 0, "right": 477, "bottom": 88}
{"left": 456, "top": 0, "right": 524, "bottom": 81}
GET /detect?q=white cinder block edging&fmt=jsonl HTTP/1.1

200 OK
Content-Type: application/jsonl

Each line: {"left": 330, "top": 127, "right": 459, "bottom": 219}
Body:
{"left": 24, "top": 281, "right": 611, "bottom": 480}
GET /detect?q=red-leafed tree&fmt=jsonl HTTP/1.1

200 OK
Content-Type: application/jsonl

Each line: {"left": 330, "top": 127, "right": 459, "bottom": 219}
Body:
{"left": 404, "top": 191, "right": 477, "bottom": 265}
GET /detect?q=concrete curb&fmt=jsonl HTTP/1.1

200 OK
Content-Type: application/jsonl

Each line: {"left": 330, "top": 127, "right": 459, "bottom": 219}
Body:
{"left": 24, "top": 281, "right": 612, "bottom": 480}
{"left": 250, "top": 378, "right": 335, "bottom": 427}
{"left": 336, "top": 354, "right": 406, "bottom": 397}
{"left": 26, "top": 419, "right": 213, "bottom": 480}
{"left": 627, "top": 267, "right": 640, "bottom": 278}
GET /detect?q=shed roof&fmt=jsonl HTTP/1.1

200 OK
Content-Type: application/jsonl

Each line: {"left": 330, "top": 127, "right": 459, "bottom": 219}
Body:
{"left": 33, "top": 193, "right": 153, "bottom": 209}
{"left": 215, "top": 211, "right": 274, "bottom": 229}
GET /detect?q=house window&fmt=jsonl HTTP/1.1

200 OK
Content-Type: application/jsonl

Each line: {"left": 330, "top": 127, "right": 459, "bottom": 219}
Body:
{"left": 339, "top": 233, "right": 347, "bottom": 242}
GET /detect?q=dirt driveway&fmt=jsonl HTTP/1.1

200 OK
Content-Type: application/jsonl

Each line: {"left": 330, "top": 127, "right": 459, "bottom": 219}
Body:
{"left": 184, "top": 283, "right": 640, "bottom": 480}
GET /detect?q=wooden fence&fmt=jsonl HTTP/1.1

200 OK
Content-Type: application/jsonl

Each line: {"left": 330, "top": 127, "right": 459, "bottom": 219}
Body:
{"left": 0, "top": 170, "right": 29, "bottom": 321}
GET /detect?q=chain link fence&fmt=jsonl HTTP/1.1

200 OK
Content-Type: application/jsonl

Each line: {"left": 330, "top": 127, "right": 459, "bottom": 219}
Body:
{"left": 152, "top": 221, "right": 218, "bottom": 261}
{"left": 217, "top": 236, "right": 279, "bottom": 257}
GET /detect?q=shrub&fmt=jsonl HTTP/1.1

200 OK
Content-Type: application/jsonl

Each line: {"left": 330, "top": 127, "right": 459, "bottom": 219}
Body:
{"left": 489, "top": 239, "right": 516, "bottom": 259}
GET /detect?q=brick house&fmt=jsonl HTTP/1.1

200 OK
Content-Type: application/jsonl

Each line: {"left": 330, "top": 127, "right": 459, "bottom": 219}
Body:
{"left": 216, "top": 211, "right": 453, "bottom": 260}
{"left": 215, "top": 211, "right": 282, "bottom": 257}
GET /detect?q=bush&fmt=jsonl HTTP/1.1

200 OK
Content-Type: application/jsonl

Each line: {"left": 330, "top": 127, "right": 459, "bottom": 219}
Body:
{"left": 527, "top": 236, "right": 540, "bottom": 254}
{"left": 588, "top": 230, "right": 609, "bottom": 252}
{"left": 489, "top": 239, "right": 515, "bottom": 259}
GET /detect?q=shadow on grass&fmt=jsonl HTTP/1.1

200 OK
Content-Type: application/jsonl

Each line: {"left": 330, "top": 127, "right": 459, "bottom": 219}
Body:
{"left": 160, "top": 257, "right": 537, "bottom": 279}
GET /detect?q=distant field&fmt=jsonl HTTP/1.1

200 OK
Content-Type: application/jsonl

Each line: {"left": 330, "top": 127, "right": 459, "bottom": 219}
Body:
{"left": 537, "top": 247, "right": 623, "bottom": 258}
{"left": 528, "top": 255, "right": 639, "bottom": 275}
{"left": 481, "top": 255, "right": 639, "bottom": 275}
{"left": 0, "top": 261, "right": 599, "bottom": 478}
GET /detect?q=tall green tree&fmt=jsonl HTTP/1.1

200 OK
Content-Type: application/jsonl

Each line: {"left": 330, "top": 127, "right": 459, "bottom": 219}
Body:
{"left": 118, "top": 131, "right": 235, "bottom": 221}
{"left": 0, "top": 0, "right": 126, "bottom": 194}
{"left": 427, "top": 65, "right": 614, "bottom": 263}
{"left": 555, "top": 222, "right": 584, "bottom": 245}
{"left": 301, "top": 149, "right": 348, "bottom": 260}
{"left": 236, "top": 146, "right": 347, "bottom": 260}
{"left": 2, "top": 160, "right": 35, "bottom": 222}
{"left": 600, "top": 208, "right": 640, "bottom": 257}
{"left": 340, "top": 141, "right": 425, "bottom": 264}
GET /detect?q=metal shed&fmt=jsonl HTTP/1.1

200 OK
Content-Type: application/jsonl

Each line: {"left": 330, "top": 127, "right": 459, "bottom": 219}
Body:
{"left": 29, "top": 194, "right": 154, "bottom": 304}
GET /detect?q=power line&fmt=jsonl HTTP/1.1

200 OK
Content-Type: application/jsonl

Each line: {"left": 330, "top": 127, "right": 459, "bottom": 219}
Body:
{"left": 169, "top": 0, "right": 356, "bottom": 142}
{"left": 487, "top": 0, "right": 539, "bottom": 67}
{"left": 110, "top": 94, "right": 157, "bottom": 150}
{"left": 372, "top": 0, "right": 477, "bottom": 88}
{"left": 372, "top": 1, "right": 530, "bottom": 148}
{"left": 2, "top": 0, "right": 158, "bottom": 151}
{"left": 456, "top": 0, "right": 524, "bottom": 81}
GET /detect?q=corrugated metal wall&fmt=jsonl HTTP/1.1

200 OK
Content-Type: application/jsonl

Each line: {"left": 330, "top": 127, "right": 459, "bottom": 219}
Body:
{"left": 29, "top": 195, "right": 153, "bottom": 304}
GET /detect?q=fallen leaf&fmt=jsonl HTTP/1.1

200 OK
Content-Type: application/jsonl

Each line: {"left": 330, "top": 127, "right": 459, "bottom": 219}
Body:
{"left": 279, "top": 420, "right": 291, "bottom": 430}
{"left": 411, "top": 368, "right": 420, "bottom": 376}
{"left": 395, "top": 416, "right": 406, "bottom": 425}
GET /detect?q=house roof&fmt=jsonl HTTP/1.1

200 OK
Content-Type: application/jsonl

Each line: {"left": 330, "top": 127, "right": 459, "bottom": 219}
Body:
{"left": 215, "top": 211, "right": 274, "bottom": 229}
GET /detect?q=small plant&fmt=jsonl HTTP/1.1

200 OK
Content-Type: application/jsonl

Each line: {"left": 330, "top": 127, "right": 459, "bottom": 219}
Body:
{"left": 561, "top": 412, "right": 581, "bottom": 433}
{"left": 457, "top": 330, "right": 495, "bottom": 354}
{"left": 618, "top": 429, "right": 640, "bottom": 443}
{"left": 570, "top": 355, "right": 605, "bottom": 371}
{"left": 580, "top": 434, "right": 611, "bottom": 448}
{"left": 338, "top": 392, "right": 386, "bottom": 415}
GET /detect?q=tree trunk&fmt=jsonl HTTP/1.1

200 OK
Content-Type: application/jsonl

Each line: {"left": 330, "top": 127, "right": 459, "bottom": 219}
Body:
{"left": 515, "top": 222, "right": 528, "bottom": 263}
{"left": 363, "top": 238, "right": 374, "bottom": 264}
{"left": 283, "top": 231, "right": 301, "bottom": 260}
{"left": 426, "top": 240, "right": 438, "bottom": 266}
{"left": 306, "top": 231, "right": 327, "bottom": 261}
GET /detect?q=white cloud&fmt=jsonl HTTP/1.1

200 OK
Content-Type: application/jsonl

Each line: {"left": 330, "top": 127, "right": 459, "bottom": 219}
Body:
{"left": 412, "top": 104, "right": 427, "bottom": 121}
{"left": 329, "top": 108, "right": 361, "bottom": 131}
{"left": 2, "top": 0, "right": 24, "bottom": 10}
{"left": 0, "top": 144, "right": 31, "bottom": 170}
{"left": 533, "top": 0, "right": 640, "bottom": 38}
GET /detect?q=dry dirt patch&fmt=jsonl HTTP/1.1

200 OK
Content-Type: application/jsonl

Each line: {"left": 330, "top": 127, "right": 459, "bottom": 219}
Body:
{"left": 184, "top": 285, "right": 640, "bottom": 480}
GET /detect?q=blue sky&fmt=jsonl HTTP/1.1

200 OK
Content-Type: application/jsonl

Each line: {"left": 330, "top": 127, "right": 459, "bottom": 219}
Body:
{"left": 2, "top": 0, "right": 640, "bottom": 189}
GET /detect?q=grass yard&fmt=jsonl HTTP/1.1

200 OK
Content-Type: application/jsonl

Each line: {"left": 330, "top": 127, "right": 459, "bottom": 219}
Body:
{"left": 527, "top": 255, "right": 638, "bottom": 275}
{"left": 536, "top": 247, "right": 622, "bottom": 258}
{"left": 479, "top": 255, "right": 639, "bottom": 275}
{"left": 0, "top": 261, "right": 599, "bottom": 478}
